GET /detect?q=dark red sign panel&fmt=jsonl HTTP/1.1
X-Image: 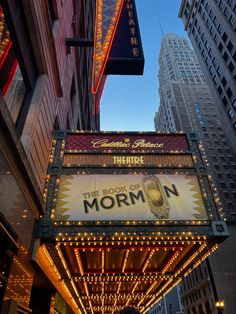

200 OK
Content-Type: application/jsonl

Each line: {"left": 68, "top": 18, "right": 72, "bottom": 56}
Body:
{"left": 65, "top": 133, "right": 189, "bottom": 153}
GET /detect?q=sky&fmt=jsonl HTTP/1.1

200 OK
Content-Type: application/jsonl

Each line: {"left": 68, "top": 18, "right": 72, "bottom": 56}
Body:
{"left": 100, "top": 0, "right": 187, "bottom": 131}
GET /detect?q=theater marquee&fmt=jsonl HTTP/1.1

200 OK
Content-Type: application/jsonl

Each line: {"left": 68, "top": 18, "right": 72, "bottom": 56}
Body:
{"left": 54, "top": 174, "right": 207, "bottom": 222}
{"left": 38, "top": 131, "right": 227, "bottom": 314}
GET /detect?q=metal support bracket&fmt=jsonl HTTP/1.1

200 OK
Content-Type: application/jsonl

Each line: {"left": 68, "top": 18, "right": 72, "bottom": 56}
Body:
{"left": 66, "top": 38, "right": 94, "bottom": 47}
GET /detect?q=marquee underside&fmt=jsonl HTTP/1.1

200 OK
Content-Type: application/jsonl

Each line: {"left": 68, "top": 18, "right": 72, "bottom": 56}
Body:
{"left": 38, "top": 228, "right": 222, "bottom": 314}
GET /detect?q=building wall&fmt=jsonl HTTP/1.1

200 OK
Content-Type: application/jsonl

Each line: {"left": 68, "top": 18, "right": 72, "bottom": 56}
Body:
{"left": 21, "top": 0, "right": 96, "bottom": 191}
{"left": 149, "top": 286, "right": 184, "bottom": 314}
{"left": 0, "top": 0, "right": 96, "bottom": 311}
{"left": 180, "top": 260, "right": 217, "bottom": 314}
{"left": 208, "top": 224, "right": 236, "bottom": 314}
{"left": 155, "top": 33, "right": 236, "bottom": 314}
{"left": 179, "top": 0, "right": 236, "bottom": 151}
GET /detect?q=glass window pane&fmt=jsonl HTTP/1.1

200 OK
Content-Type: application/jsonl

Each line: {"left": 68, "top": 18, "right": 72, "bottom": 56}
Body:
{"left": 0, "top": 5, "right": 26, "bottom": 123}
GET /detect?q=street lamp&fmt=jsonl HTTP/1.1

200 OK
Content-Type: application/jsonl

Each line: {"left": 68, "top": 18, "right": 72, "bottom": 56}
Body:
{"left": 215, "top": 300, "right": 224, "bottom": 313}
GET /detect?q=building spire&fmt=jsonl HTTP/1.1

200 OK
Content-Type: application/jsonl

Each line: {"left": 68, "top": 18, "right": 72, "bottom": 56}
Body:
{"left": 159, "top": 20, "right": 164, "bottom": 38}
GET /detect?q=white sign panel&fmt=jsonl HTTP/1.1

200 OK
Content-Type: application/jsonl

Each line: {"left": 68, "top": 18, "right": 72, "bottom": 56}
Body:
{"left": 54, "top": 174, "right": 207, "bottom": 221}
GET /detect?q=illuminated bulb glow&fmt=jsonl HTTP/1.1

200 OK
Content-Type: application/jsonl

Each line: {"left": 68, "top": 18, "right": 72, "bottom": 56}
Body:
{"left": 75, "top": 249, "right": 84, "bottom": 276}
{"left": 101, "top": 249, "right": 105, "bottom": 274}
{"left": 122, "top": 249, "right": 130, "bottom": 273}
{"left": 142, "top": 249, "right": 155, "bottom": 272}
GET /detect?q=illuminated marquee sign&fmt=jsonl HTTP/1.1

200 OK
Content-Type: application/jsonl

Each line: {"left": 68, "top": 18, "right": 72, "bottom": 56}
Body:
{"left": 53, "top": 174, "right": 207, "bottom": 222}
{"left": 92, "top": 0, "right": 144, "bottom": 113}
{"left": 63, "top": 153, "right": 193, "bottom": 167}
{"left": 92, "top": 0, "right": 124, "bottom": 95}
{"left": 49, "top": 131, "right": 215, "bottom": 225}
{"left": 65, "top": 133, "right": 189, "bottom": 153}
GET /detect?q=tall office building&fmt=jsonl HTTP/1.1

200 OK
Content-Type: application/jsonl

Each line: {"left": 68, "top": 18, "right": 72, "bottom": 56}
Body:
{"left": 179, "top": 0, "right": 236, "bottom": 150}
{"left": 0, "top": 1, "right": 96, "bottom": 313}
{"left": 155, "top": 33, "right": 236, "bottom": 314}
{"left": 149, "top": 286, "right": 184, "bottom": 314}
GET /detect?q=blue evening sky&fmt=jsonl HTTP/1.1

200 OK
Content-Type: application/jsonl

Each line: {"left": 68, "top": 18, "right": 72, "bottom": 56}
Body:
{"left": 100, "top": 0, "right": 187, "bottom": 131}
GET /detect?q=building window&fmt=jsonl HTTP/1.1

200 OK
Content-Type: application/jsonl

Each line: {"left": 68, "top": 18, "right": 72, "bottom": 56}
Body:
{"left": 184, "top": 8, "right": 189, "bottom": 18}
{"left": 223, "top": 7, "right": 229, "bottom": 17}
{"left": 229, "top": 14, "right": 235, "bottom": 25}
{"left": 70, "top": 74, "right": 76, "bottom": 115}
{"left": 221, "top": 182, "right": 227, "bottom": 189}
{"left": 227, "top": 87, "right": 233, "bottom": 99}
{"left": 223, "top": 51, "right": 229, "bottom": 61}
{"left": 228, "top": 62, "right": 235, "bottom": 72}
{"left": 213, "top": 33, "right": 218, "bottom": 43}
{"left": 48, "top": 0, "right": 58, "bottom": 25}
{"left": 227, "top": 41, "right": 234, "bottom": 52}
{"left": 217, "top": 85, "right": 223, "bottom": 95}
{"left": 232, "top": 99, "right": 236, "bottom": 109}
{"left": 219, "top": 0, "right": 224, "bottom": 9}
{"left": 217, "top": 65, "right": 222, "bottom": 76}
{"left": 222, "top": 96, "right": 228, "bottom": 106}
{"left": 218, "top": 42, "right": 223, "bottom": 52}
{"left": 0, "top": 4, "right": 26, "bottom": 124}
{"left": 228, "top": 108, "right": 235, "bottom": 119}
{"left": 222, "top": 32, "right": 228, "bottom": 42}
{"left": 217, "top": 23, "right": 223, "bottom": 34}
{"left": 233, "top": 51, "right": 236, "bottom": 62}
{"left": 221, "top": 76, "right": 227, "bottom": 86}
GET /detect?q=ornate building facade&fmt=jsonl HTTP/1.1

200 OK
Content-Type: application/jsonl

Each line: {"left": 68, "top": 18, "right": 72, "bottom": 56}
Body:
{"left": 0, "top": 0, "right": 96, "bottom": 313}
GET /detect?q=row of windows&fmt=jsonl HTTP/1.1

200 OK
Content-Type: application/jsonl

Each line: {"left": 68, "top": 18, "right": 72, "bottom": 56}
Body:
{"left": 214, "top": 163, "right": 236, "bottom": 171}
{"left": 219, "top": 181, "right": 236, "bottom": 189}
{"left": 197, "top": 2, "right": 236, "bottom": 70}
{"left": 192, "top": 10, "right": 236, "bottom": 126}
{"left": 213, "top": 0, "right": 236, "bottom": 26}
{"left": 199, "top": 3, "right": 236, "bottom": 123}
{"left": 181, "top": 265, "right": 209, "bottom": 293}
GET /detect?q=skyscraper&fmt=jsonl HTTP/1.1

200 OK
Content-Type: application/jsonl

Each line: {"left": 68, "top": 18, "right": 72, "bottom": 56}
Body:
{"left": 179, "top": 0, "right": 236, "bottom": 150}
{"left": 155, "top": 33, "right": 236, "bottom": 314}
{"left": 149, "top": 286, "right": 184, "bottom": 314}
